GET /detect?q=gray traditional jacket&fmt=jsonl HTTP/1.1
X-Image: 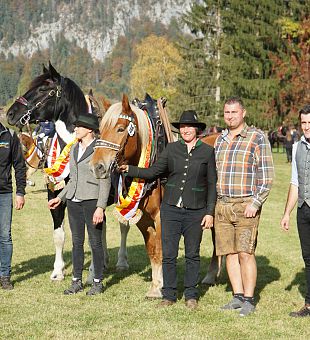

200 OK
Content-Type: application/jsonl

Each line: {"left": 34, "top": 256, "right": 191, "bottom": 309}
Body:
{"left": 58, "top": 140, "right": 111, "bottom": 208}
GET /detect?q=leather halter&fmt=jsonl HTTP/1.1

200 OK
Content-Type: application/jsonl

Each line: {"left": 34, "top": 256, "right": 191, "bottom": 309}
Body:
{"left": 94, "top": 113, "right": 136, "bottom": 151}
{"left": 94, "top": 113, "right": 136, "bottom": 175}
{"left": 15, "top": 81, "right": 62, "bottom": 126}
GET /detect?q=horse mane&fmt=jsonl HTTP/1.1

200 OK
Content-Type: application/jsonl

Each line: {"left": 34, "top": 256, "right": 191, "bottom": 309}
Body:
{"left": 100, "top": 102, "right": 149, "bottom": 150}
{"left": 62, "top": 77, "right": 88, "bottom": 115}
{"left": 29, "top": 73, "right": 88, "bottom": 118}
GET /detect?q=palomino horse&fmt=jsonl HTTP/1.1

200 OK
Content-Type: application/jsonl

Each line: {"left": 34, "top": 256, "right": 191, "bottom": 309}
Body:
{"left": 200, "top": 132, "right": 224, "bottom": 284}
{"left": 18, "top": 132, "right": 41, "bottom": 186}
{"left": 90, "top": 94, "right": 163, "bottom": 298}
{"left": 6, "top": 62, "right": 130, "bottom": 281}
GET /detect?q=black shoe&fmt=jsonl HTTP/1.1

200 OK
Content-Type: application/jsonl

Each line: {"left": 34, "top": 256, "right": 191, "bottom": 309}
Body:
{"left": 0, "top": 276, "right": 14, "bottom": 290}
{"left": 289, "top": 304, "right": 310, "bottom": 317}
{"left": 64, "top": 279, "right": 83, "bottom": 295}
{"left": 86, "top": 280, "right": 103, "bottom": 296}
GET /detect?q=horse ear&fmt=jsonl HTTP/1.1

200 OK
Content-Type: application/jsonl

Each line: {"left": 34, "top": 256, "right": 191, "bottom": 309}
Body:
{"left": 101, "top": 96, "right": 111, "bottom": 112}
{"left": 43, "top": 64, "right": 48, "bottom": 74}
{"left": 122, "top": 94, "right": 131, "bottom": 114}
{"left": 88, "top": 89, "right": 93, "bottom": 96}
{"left": 48, "top": 61, "right": 61, "bottom": 81}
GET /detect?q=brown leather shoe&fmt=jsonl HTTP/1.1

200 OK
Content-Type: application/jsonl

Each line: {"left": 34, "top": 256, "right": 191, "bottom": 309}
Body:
{"left": 157, "top": 299, "right": 176, "bottom": 308}
{"left": 185, "top": 299, "right": 198, "bottom": 310}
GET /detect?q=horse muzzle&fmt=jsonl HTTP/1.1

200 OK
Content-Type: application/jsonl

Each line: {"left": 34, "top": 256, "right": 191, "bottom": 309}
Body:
{"left": 91, "top": 162, "right": 110, "bottom": 179}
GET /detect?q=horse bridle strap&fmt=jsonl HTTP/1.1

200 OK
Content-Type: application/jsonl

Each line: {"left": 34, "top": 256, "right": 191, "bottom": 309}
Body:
{"left": 16, "top": 85, "right": 62, "bottom": 126}
{"left": 94, "top": 139, "right": 120, "bottom": 151}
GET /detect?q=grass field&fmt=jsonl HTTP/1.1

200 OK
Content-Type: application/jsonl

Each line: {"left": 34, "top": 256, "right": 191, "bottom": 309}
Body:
{"left": 1, "top": 151, "right": 309, "bottom": 339}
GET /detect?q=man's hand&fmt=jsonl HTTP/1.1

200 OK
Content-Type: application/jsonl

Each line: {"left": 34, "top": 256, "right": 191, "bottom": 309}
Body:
{"left": 15, "top": 195, "right": 25, "bottom": 210}
{"left": 280, "top": 213, "right": 290, "bottom": 232}
{"left": 48, "top": 197, "right": 61, "bottom": 210}
{"left": 201, "top": 214, "right": 214, "bottom": 230}
{"left": 244, "top": 204, "right": 258, "bottom": 218}
{"left": 93, "top": 207, "right": 104, "bottom": 225}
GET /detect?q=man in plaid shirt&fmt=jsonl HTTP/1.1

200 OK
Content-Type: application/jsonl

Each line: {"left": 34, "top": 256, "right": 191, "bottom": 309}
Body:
{"left": 215, "top": 97, "right": 274, "bottom": 316}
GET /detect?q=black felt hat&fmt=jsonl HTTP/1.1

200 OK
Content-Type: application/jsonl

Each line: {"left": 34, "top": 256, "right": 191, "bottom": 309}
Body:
{"left": 74, "top": 113, "right": 99, "bottom": 131}
{"left": 171, "top": 110, "right": 206, "bottom": 130}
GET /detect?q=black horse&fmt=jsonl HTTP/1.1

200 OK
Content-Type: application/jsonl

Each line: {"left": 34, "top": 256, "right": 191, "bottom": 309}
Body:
{"left": 6, "top": 62, "right": 131, "bottom": 281}
{"left": 268, "top": 128, "right": 286, "bottom": 153}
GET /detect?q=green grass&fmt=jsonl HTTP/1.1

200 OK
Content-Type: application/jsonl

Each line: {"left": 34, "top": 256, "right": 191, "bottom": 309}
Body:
{"left": 1, "top": 152, "right": 309, "bottom": 339}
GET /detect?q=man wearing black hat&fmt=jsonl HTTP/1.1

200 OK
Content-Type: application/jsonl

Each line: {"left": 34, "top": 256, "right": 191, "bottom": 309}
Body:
{"left": 120, "top": 110, "right": 217, "bottom": 309}
{"left": 48, "top": 113, "right": 111, "bottom": 296}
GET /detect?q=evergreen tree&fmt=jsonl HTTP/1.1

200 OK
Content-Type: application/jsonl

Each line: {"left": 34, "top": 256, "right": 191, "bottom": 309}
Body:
{"left": 177, "top": 0, "right": 309, "bottom": 128}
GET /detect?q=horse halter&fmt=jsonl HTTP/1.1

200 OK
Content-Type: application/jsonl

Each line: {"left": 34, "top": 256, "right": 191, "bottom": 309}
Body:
{"left": 94, "top": 113, "right": 137, "bottom": 173}
{"left": 94, "top": 113, "right": 136, "bottom": 151}
{"left": 15, "top": 83, "right": 62, "bottom": 126}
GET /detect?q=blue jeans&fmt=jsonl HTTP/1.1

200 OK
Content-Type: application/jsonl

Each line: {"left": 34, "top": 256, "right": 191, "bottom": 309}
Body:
{"left": 0, "top": 193, "right": 13, "bottom": 277}
{"left": 160, "top": 202, "right": 205, "bottom": 301}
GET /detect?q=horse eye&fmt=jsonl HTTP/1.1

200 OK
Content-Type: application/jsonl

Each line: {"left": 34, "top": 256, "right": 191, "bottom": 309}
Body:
{"left": 117, "top": 127, "right": 125, "bottom": 133}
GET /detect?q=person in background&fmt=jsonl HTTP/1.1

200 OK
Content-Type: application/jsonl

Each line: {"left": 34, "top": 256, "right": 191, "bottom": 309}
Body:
{"left": 120, "top": 110, "right": 217, "bottom": 310}
{"left": 284, "top": 127, "right": 294, "bottom": 163}
{"left": 281, "top": 104, "right": 310, "bottom": 317}
{"left": 0, "top": 121, "right": 26, "bottom": 290}
{"left": 214, "top": 97, "right": 274, "bottom": 317}
{"left": 48, "top": 113, "right": 110, "bottom": 296}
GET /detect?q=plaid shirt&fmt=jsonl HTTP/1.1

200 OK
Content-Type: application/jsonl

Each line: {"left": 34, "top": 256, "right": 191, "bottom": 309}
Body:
{"left": 215, "top": 124, "right": 274, "bottom": 209}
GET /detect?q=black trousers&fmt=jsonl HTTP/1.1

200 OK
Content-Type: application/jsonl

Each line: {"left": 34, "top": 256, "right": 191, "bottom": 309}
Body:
{"left": 297, "top": 203, "right": 310, "bottom": 304}
{"left": 160, "top": 202, "right": 205, "bottom": 301}
{"left": 67, "top": 199, "right": 104, "bottom": 280}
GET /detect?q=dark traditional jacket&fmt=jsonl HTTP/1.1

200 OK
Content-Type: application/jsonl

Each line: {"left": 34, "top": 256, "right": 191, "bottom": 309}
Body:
{"left": 0, "top": 122, "right": 26, "bottom": 195}
{"left": 127, "top": 139, "right": 217, "bottom": 214}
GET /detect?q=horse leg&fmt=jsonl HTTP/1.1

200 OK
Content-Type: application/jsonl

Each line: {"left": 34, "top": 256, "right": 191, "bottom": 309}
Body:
{"left": 201, "top": 227, "right": 225, "bottom": 285}
{"left": 86, "top": 219, "right": 109, "bottom": 285}
{"left": 51, "top": 224, "right": 65, "bottom": 281}
{"left": 26, "top": 167, "right": 37, "bottom": 187}
{"left": 116, "top": 222, "right": 130, "bottom": 271}
{"left": 48, "top": 188, "right": 66, "bottom": 281}
{"left": 137, "top": 212, "right": 163, "bottom": 299}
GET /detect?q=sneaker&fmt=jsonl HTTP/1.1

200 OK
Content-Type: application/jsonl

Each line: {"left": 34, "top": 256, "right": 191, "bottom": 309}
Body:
{"left": 289, "top": 304, "right": 310, "bottom": 317}
{"left": 220, "top": 297, "right": 243, "bottom": 310}
{"left": 239, "top": 301, "right": 255, "bottom": 317}
{"left": 86, "top": 280, "right": 103, "bottom": 296}
{"left": 64, "top": 279, "right": 83, "bottom": 295}
{"left": 0, "top": 276, "right": 13, "bottom": 290}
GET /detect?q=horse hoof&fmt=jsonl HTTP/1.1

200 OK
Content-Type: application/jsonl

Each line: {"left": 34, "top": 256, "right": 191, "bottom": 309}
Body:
{"left": 145, "top": 288, "right": 162, "bottom": 299}
{"left": 50, "top": 271, "right": 65, "bottom": 281}
{"left": 115, "top": 265, "right": 129, "bottom": 272}
{"left": 26, "top": 180, "right": 35, "bottom": 187}
{"left": 201, "top": 273, "right": 217, "bottom": 286}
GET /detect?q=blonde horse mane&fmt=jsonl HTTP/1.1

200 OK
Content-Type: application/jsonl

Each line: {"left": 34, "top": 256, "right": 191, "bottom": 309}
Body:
{"left": 99, "top": 102, "right": 150, "bottom": 150}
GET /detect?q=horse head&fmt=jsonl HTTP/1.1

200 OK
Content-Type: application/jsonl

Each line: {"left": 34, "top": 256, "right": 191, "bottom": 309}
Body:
{"left": 90, "top": 94, "right": 148, "bottom": 179}
{"left": 18, "top": 132, "right": 34, "bottom": 154}
{"left": 6, "top": 62, "right": 87, "bottom": 133}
